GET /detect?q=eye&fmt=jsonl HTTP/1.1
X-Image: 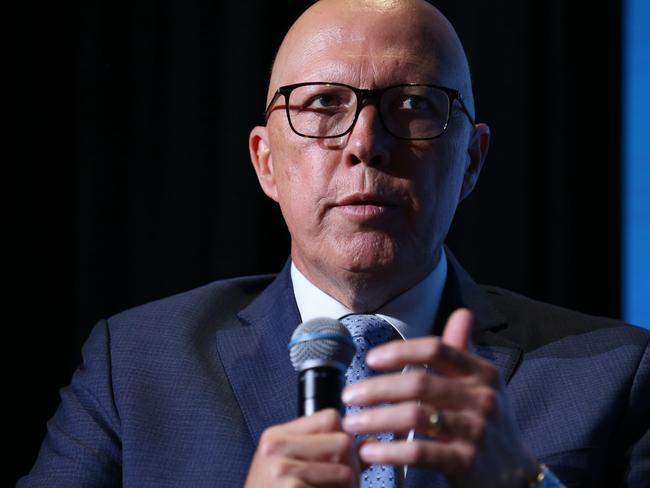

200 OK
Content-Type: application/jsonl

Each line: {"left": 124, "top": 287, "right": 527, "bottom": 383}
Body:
{"left": 291, "top": 85, "right": 354, "bottom": 114}
{"left": 304, "top": 92, "right": 346, "bottom": 111}
{"left": 307, "top": 93, "right": 342, "bottom": 108}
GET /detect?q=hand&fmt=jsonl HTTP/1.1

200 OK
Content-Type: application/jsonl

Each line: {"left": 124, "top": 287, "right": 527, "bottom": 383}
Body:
{"left": 245, "top": 408, "right": 361, "bottom": 487}
{"left": 341, "top": 309, "right": 539, "bottom": 487}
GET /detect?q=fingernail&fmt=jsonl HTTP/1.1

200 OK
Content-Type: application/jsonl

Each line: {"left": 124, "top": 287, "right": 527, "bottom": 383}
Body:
{"left": 359, "top": 442, "right": 382, "bottom": 459}
{"left": 342, "top": 385, "right": 361, "bottom": 404}
{"left": 342, "top": 413, "right": 365, "bottom": 429}
{"left": 366, "top": 349, "right": 386, "bottom": 367}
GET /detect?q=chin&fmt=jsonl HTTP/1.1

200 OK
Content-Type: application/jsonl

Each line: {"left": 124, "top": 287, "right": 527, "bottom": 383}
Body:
{"left": 334, "top": 235, "right": 402, "bottom": 275}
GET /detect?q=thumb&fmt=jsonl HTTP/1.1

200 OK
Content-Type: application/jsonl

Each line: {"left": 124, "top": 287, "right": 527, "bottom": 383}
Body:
{"left": 441, "top": 308, "right": 474, "bottom": 351}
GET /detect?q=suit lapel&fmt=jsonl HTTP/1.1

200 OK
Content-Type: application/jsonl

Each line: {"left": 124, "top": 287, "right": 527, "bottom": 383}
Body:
{"left": 215, "top": 261, "right": 301, "bottom": 444}
{"left": 437, "top": 248, "right": 522, "bottom": 384}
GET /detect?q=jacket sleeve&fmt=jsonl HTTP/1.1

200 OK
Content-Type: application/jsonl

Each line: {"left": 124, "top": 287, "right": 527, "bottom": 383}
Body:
{"left": 626, "top": 340, "right": 650, "bottom": 487}
{"left": 18, "top": 320, "right": 122, "bottom": 487}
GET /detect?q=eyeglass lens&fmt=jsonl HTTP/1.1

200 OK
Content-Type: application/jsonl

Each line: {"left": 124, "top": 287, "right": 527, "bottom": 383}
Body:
{"left": 286, "top": 84, "right": 451, "bottom": 139}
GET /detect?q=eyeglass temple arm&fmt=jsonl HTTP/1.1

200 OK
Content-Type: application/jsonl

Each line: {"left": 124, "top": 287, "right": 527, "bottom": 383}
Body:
{"left": 456, "top": 94, "right": 476, "bottom": 125}
{"left": 264, "top": 91, "right": 283, "bottom": 122}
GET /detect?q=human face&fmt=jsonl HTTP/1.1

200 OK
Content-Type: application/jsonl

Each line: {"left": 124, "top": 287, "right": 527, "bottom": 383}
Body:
{"left": 250, "top": 5, "right": 487, "bottom": 302}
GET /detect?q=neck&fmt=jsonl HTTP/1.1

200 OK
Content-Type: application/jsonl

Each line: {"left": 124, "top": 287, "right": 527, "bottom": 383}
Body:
{"left": 292, "top": 248, "right": 441, "bottom": 312}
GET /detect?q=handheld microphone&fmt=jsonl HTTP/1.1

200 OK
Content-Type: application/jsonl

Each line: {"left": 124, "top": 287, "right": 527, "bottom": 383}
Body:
{"left": 288, "top": 318, "right": 355, "bottom": 416}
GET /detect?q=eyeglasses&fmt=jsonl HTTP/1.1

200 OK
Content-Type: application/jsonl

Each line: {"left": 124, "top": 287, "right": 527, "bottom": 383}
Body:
{"left": 264, "top": 82, "right": 475, "bottom": 140}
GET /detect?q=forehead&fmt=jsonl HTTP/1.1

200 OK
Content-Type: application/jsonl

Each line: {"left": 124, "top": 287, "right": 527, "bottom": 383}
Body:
{"left": 273, "top": 10, "right": 460, "bottom": 92}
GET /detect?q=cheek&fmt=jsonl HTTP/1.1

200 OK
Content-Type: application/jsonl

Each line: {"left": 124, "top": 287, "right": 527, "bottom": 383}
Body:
{"left": 276, "top": 147, "right": 329, "bottom": 199}
{"left": 270, "top": 134, "right": 308, "bottom": 190}
{"left": 408, "top": 143, "right": 467, "bottom": 222}
{"left": 269, "top": 137, "right": 336, "bottom": 230}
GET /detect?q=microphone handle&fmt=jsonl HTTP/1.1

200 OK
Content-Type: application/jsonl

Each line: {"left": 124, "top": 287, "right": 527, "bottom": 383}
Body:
{"left": 299, "top": 367, "right": 345, "bottom": 416}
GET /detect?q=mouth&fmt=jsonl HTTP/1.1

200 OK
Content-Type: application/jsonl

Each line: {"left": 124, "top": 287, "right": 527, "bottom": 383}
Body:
{"left": 333, "top": 192, "right": 400, "bottom": 220}
{"left": 337, "top": 192, "right": 400, "bottom": 206}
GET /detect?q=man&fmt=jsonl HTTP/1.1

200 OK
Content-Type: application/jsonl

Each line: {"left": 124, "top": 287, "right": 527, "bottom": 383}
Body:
{"left": 19, "top": 1, "right": 648, "bottom": 487}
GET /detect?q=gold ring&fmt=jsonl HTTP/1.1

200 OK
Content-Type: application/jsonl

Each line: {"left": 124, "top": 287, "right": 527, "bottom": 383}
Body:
{"left": 428, "top": 409, "right": 444, "bottom": 436}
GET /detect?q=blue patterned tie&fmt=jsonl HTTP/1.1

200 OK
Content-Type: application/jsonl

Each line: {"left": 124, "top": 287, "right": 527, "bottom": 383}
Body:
{"left": 341, "top": 314, "right": 400, "bottom": 488}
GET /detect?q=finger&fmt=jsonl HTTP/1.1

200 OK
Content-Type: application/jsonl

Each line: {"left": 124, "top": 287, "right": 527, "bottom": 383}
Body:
{"left": 343, "top": 401, "right": 434, "bottom": 435}
{"left": 420, "top": 409, "right": 487, "bottom": 443}
{"left": 272, "top": 458, "right": 358, "bottom": 487}
{"left": 365, "top": 338, "right": 496, "bottom": 383}
{"left": 356, "top": 437, "right": 380, "bottom": 471}
{"left": 270, "top": 408, "right": 343, "bottom": 435}
{"left": 441, "top": 308, "right": 473, "bottom": 351}
{"left": 343, "top": 402, "right": 488, "bottom": 443}
{"left": 260, "top": 431, "right": 357, "bottom": 465}
{"left": 358, "top": 439, "right": 474, "bottom": 476}
{"left": 342, "top": 372, "right": 485, "bottom": 409}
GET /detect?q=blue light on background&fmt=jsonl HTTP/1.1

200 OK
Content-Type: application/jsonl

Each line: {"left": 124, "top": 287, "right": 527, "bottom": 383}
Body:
{"left": 623, "top": 0, "right": 650, "bottom": 328}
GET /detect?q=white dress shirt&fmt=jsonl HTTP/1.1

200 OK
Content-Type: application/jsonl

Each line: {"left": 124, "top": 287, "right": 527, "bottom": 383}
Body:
{"left": 291, "top": 247, "right": 448, "bottom": 339}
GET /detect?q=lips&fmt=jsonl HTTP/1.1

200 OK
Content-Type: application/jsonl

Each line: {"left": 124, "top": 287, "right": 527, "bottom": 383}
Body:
{"left": 333, "top": 192, "right": 400, "bottom": 220}
{"left": 336, "top": 192, "right": 399, "bottom": 207}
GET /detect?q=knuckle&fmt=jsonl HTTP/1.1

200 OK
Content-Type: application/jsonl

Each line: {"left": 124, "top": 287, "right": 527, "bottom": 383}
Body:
{"left": 320, "top": 408, "right": 342, "bottom": 429}
{"left": 269, "top": 458, "right": 294, "bottom": 480}
{"left": 456, "top": 444, "right": 477, "bottom": 472}
{"left": 411, "top": 371, "right": 432, "bottom": 398}
{"left": 424, "top": 338, "right": 442, "bottom": 362}
{"left": 406, "top": 403, "right": 424, "bottom": 427}
{"left": 471, "top": 418, "right": 488, "bottom": 444}
{"left": 331, "top": 464, "right": 355, "bottom": 485}
{"left": 477, "top": 388, "right": 497, "bottom": 417}
{"left": 258, "top": 431, "right": 285, "bottom": 457}
{"left": 408, "top": 441, "right": 430, "bottom": 464}
{"left": 334, "top": 432, "right": 354, "bottom": 454}
{"left": 259, "top": 427, "right": 275, "bottom": 444}
{"left": 286, "top": 477, "right": 307, "bottom": 488}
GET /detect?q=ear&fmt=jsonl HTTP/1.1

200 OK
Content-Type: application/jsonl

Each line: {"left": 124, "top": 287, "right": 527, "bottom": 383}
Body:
{"left": 459, "top": 123, "right": 490, "bottom": 202}
{"left": 249, "top": 125, "right": 279, "bottom": 202}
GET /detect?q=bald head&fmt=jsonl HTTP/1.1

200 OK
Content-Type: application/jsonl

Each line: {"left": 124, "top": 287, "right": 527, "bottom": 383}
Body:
{"left": 268, "top": 0, "right": 475, "bottom": 115}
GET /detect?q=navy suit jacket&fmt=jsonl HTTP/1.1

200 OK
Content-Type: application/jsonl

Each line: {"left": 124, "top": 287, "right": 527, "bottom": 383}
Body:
{"left": 19, "top": 253, "right": 649, "bottom": 487}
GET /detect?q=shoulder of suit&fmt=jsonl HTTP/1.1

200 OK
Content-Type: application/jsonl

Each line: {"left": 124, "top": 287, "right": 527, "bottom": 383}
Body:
{"left": 478, "top": 285, "right": 650, "bottom": 352}
{"left": 104, "top": 273, "right": 277, "bottom": 337}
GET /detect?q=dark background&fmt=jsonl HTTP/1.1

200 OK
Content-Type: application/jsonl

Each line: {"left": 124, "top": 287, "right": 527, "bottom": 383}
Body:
{"left": 11, "top": 0, "right": 622, "bottom": 484}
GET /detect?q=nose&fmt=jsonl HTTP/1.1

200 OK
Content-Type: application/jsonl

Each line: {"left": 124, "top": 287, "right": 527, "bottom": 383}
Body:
{"left": 343, "top": 103, "right": 392, "bottom": 168}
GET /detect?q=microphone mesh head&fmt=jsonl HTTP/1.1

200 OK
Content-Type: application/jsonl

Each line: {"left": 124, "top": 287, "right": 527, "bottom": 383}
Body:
{"left": 288, "top": 317, "right": 355, "bottom": 372}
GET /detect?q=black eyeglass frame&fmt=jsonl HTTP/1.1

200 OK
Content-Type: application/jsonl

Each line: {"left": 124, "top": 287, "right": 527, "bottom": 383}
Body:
{"left": 263, "top": 81, "right": 476, "bottom": 140}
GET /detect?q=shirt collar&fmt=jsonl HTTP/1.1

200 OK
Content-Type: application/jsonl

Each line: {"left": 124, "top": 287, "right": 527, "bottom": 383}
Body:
{"left": 290, "top": 248, "right": 447, "bottom": 340}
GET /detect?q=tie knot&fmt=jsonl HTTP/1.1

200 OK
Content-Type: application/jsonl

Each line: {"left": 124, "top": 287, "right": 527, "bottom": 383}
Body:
{"left": 340, "top": 314, "right": 399, "bottom": 348}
